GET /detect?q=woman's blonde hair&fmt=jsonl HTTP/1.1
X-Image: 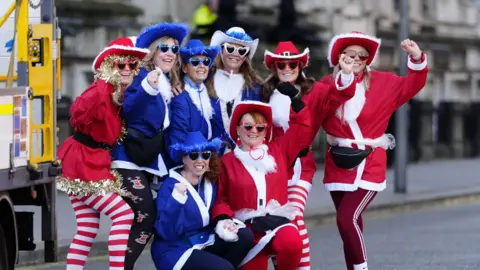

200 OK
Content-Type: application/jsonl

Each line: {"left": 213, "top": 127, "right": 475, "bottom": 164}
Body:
{"left": 142, "top": 36, "right": 182, "bottom": 91}
{"left": 94, "top": 54, "right": 140, "bottom": 106}
{"left": 206, "top": 51, "right": 264, "bottom": 98}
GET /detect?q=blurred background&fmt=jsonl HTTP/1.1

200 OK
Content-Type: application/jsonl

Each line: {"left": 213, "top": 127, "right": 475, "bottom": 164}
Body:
{"left": 53, "top": 0, "right": 480, "bottom": 167}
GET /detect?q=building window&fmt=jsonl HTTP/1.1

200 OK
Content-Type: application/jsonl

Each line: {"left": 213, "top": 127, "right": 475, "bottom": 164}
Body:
{"left": 84, "top": 71, "right": 94, "bottom": 85}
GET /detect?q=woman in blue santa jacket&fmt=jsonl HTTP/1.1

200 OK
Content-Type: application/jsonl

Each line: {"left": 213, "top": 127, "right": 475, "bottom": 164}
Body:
{"left": 208, "top": 27, "right": 263, "bottom": 153}
{"left": 110, "top": 23, "right": 188, "bottom": 269}
{"left": 152, "top": 131, "right": 254, "bottom": 270}
{"left": 165, "top": 39, "right": 221, "bottom": 166}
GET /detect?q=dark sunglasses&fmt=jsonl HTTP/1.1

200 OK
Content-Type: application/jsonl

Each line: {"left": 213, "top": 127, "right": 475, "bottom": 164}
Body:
{"left": 158, "top": 44, "right": 179, "bottom": 54}
{"left": 275, "top": 60, "right": 299, "bottom": 71}
{"left": 188, "top": 57, "right": 212, "bottom": 67}
{"left": 222, "top": 43, "right": 249, "bottom": 57}
{"left": 342, "top": 50, "right": 369, "bottom": 61}
{"left": 187, "top": 151, "right": 212, "bottom": 161}
{"left": 239, "top": 121, "right": 268, "bottom": 133}
{"left": 114, "top": 60, "right": 139, "bottom": 71}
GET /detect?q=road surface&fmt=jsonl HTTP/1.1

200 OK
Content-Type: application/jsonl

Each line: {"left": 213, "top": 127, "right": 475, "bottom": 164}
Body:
{"left": 18, "top": 201, "right": 480, "bottom": 270}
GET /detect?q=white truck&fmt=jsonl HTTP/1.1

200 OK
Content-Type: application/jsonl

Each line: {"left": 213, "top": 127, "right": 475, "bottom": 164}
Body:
{"left": 0, "top": 0, "right": 61, "bottom": 268}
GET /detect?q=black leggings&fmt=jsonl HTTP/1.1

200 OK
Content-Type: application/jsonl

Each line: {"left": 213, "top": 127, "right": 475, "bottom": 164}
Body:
{"left": 117, "top": 169, "right": 156, "bottom": 270}
{"left": 182, "top": 227, "right": 255, "bottom": 270}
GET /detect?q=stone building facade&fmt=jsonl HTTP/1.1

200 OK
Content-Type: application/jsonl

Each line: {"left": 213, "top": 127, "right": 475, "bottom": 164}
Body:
{"left": 53, "top": 0, "right": 480, "bottom": 161}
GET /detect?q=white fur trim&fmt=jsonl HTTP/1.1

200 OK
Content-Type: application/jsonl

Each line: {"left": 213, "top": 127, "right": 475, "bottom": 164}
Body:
{"left": 336, "top": 80, "right": 366, "bottom": 122}
{"left": 141, "top": 77, "right": 160, "bottom": 96}
{"left": 407, "top": 54, "right": 428, "bottom": 71}
{"left": 214, "top": 70, "right": 245, "bottom": 102}
{"left": 184, "top": 82, "right": 214, "bottom": 139}
{"left": 269, "top": 89, "right": 291, "bottom": 132}
{"left": 171, "top": 188, "right": 187, "bottom": 204}
{"left": 157, "top": 72, "right": 174, "bottom": 104}
{"left": 235, "top": 200, "right": 300, "bottom": 221}
{"left": 92, "top": 45, "right": 150, "bottom": 72}
{"left": 327, "top": 33, "right": 381, "bottom": 67}
{"left": 264, "top": 48, "right": 310, "bottom": 67}
{"left": 234, "top": 100, "right": 271, "bottom": 108}
{"left": 215, "top": 220, "right": 239, "bottom": 242}
{"left": 210, "top": 27, "right": 259, "bottom": 59}
{"left": 335, "top": 71, "right": 354, "bottom": 91}
{"left": 233, "top": 145, "right": 277, "bottom": 174}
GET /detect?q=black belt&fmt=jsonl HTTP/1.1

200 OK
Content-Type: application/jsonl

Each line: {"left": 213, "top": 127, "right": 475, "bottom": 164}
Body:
{"left": 73, "top": 131, "right": 112, "bottom": 150}
{"left": 127, "top": 127, "right": 161, "bottom": 139}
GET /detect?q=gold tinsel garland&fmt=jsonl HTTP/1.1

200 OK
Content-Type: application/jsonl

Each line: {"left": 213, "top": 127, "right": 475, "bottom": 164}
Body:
{"left": 56, "top": 170, "right": 131, "bottom": 197}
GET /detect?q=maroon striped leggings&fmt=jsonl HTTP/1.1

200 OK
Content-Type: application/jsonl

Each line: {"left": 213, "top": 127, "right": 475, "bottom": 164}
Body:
{"left": 331, "top": 188, "right": 377, "bottom": 270}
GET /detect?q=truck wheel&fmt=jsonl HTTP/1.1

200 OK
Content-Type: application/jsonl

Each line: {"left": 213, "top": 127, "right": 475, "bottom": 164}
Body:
{"left": 0, "top": 225, "right": 9, "bottom": 270}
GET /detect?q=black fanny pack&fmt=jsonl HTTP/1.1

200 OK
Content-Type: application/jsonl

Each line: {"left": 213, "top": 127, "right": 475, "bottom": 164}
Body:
{"left": 329, "top": 145, "right": 373, "bottom": 170}
{"left": 123, "top": 128, "right": 165, "bottom": 166}
{"left": 73, "top": 131, "right": 112, "bottom": 150}
{"left": 248, "top": 215, "right": 291, "bottom": 232}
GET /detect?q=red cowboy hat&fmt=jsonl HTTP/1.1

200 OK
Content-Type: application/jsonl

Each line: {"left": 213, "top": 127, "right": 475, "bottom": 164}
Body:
{"left": 92, "top": 36, "right": 150, "bottom": 72}
{"left": 229, "top": 101, "right": 273, "bottom": 143}
{"left": 327, "top": 31, "right": 381, "bottom": 67}
{"left": 264, "top": 41, "right": 310, "bottom": 69}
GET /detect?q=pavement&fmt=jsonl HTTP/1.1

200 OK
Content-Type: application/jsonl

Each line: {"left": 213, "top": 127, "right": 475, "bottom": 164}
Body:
{"left": 14, "top": 157, "right": 480, "bottom": 266}
{"left": 17, "top": 199, "right": 480, "bottom": 269}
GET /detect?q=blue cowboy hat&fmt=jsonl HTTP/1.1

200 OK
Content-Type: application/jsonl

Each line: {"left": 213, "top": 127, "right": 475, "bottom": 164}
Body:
{"left": 136, "top": 23, "right": 189, "bottom": 49}
{"left": 169, "top": 131, "right": 222, "bottom": 164}
{"left": 180, "top": 39, "right": 221, "bottom": 63}
{"left": 210, "top": 27, "right": 259, "bottom": 59}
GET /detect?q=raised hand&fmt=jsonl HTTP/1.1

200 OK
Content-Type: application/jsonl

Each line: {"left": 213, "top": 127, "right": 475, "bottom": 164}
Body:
{"left": 339, "top": 53, "right": 354, "bottom": 74}
{"left": 147, "top": 68, "right": 162, "bottom": 88}
{"left": 277, "top": 82, "right": 299, "bottom": 99}
{"left": 400, "top": 39, "right": 422, "bottom": 61}
{"left": 174, "top": 183, "right": 187, "bottom": 195}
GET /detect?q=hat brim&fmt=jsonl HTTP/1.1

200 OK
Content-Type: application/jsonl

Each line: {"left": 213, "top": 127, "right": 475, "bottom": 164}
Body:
{"left": 92, "top": 45, "right": 150, "bottom": 72}
{"left": 170, "top": 137, "right": 223, "bottom": 164}
{"left": 327, "top": 33, "right": 381, "bottom": 67}
{"left": 229, "top": 101, "right": 273, "bottom": 143}
{"left": 136, "top": 23, "right": 189, "bottom": 49}
{"left": 180, "top": 45, "right": 221, "bottom": 62}
{"left": 264, "top": 47, "right": 310, "bottom": 69}
{"left": 210, "top": 30, "right": 259, "bottom": 59}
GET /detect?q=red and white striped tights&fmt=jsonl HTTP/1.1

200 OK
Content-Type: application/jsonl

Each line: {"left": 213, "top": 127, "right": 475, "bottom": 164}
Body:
{"left": 66, "top": 192, "right": 134, "bottom": 270}
{"left": 272, "top": 179, "right": 312, "bottom": 270}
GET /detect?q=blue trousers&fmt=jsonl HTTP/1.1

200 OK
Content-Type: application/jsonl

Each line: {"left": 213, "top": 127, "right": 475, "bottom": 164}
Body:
{"left": 182, "top": 227, "right": 254, "bottom": 270}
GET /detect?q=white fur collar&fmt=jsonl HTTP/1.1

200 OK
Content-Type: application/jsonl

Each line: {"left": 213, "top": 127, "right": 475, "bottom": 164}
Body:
{"left": 336, "top": 80, "right": 366, "bottom": 122}
{"left": 158, "top": 73, "right": 174, "bottom": 104}
{"left": 184, "top": 82, "right": 214, "bottom": 120}
{"left": 214, "top": 69, "right": 245, "bottom": 102}
{"left": 233, "top": 145, "right": 277, "bottom": 174}
{"left": 269, "top": 89, "right": 291, "bottom": 132}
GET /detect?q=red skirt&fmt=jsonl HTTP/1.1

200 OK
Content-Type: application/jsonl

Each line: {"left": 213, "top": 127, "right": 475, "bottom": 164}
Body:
{"left": 56, "top": 136, "right": 128, "bottom": 196}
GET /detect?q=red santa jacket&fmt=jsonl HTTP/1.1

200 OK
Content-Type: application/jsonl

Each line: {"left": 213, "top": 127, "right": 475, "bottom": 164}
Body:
{"left": 211, "top": 107, "right": 311, "bottom": 221}
{"left": 56, "top": 79, "right": 126, "bottom": 196}
{"left": 269, "top": 78, "right": 356, "bottom": 186}
{"left": 319, "top": 55, "right": 428, "bottom": 192}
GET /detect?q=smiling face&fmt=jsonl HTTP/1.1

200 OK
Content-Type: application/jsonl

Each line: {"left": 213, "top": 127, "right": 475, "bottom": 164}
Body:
{"left": 342, "top": 45, "right": 369, "bottom": 74}
{"left": 152, "top": 37, "right": 179, "bottom": 73}
{"left": 114, "top": 58, "right": 139, "bottom": 85}
{"left": 220, "top": 42, "right": 249, "bottom": 73}
{"left": 275, "top": 60, "right": 300, "bottom": 83}
{"left": 182, "top": 151, "right": 212, "bottom": 177}
{"left": 184, "top": 55, "right": 211, "bottom": 84}
{"left": 236, "top": 112, "right": 268, "bottom": 148}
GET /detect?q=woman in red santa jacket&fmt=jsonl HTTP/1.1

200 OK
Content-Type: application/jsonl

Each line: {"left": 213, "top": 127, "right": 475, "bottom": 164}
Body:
{"left": 319, "top": 32, "right": 428, "bottom": 270}
{"left": 211, "top": 88, "right": 312, "bottom": 270}
{"left": 55, "top": 37, "right": 149, "bottom": 269}
{"left": 261, "top": 41, "right": 356, "bottom": 270}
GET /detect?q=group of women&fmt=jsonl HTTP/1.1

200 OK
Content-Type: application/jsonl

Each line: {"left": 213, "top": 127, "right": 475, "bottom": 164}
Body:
{"left": 56, "top": 22, "right": 428, "bottom": 270}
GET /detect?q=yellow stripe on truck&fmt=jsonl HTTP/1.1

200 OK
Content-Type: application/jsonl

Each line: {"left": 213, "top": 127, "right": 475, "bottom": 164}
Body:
{"left": 0, "top": 103, "right": 14, "bottom": 115}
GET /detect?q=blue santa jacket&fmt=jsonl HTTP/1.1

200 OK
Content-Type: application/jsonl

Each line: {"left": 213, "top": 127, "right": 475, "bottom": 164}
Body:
{"left": 151, "top": 168, "right": 217, "bottom": 270}
{"left": 165, "top": 77, "right": 214, "bottom": 167}
{"left": 111, "top": 67, "right": 172, "bottom": 177}
{"left": 210, "top": 83, "right": 262, "bottom": 155}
